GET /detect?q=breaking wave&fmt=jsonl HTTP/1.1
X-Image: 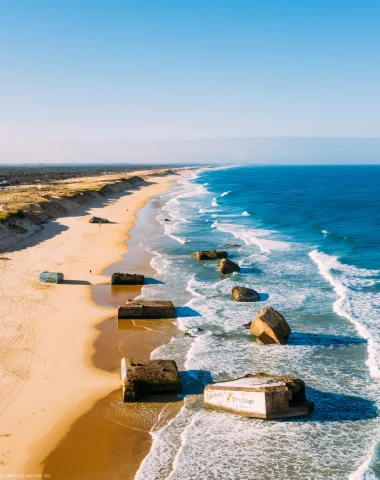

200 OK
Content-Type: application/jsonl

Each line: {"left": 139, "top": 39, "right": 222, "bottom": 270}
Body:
{"left": 309, "top": 249, "right": 380, "bottom": 379}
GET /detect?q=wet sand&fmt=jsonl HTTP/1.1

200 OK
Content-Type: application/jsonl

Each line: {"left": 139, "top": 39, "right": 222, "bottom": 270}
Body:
{"left": 0, "top": 170, "right": 189, "bottom": 479}
{"left": 41, "top": 202, "right": 183, "bottom": 480}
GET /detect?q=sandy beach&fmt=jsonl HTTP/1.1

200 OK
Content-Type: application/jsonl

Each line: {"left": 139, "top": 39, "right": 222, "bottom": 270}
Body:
{"left": 0, "top": 170, "right": 187, "bottom": 479}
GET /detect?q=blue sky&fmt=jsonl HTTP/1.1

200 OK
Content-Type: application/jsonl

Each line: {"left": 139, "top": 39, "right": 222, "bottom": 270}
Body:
{"left": 1, "top": 1, "right": 380, "bottom": 163}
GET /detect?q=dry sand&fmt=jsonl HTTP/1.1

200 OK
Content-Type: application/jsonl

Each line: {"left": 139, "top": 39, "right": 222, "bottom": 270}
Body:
{"left": 0, "top": 171, "right": 187, "bottom": 479}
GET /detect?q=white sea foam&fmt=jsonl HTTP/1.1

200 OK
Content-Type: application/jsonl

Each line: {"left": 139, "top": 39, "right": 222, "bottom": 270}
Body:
{"left": 165, "top": 188, "right": 208, "bottom": 208}
{"left": 242, "top": 211, "right": 250, "bottom": 216}
{"left": 161, "top": 219, "right": 189, "bottom": 244}
{"left": 199, "top": 208, "right": 217, "bottom": 214}
{"left": 213, "top": 221, "right": 290, "bottom": 253}
{"left": 169, "top": 234, "right": 189, "bottom": 244}
{"left": 211, "top": 213, "right": 241, "bottom": 218}
{"left": 349, "top": 453, "right": 378, "bottom": 480}
{"left": 309, "top": 249, "right": 380, "bottom": 379}
{"left": 220, "top": 191, "right": 230, "bottom": 197}
{"left": 211, "top": 198, "right": 219, "bottom": 207}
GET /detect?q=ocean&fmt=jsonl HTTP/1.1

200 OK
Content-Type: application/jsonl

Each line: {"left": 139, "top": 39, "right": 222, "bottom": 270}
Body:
{"left": 134, "top": 165, "right": 380, "bottom": 480}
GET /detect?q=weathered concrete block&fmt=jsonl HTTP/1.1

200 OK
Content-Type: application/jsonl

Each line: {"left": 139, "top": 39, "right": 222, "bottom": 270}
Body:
{"left": 218, "top": 258, "right": 240, "bottom": 274}
{"left": 89, "top": 216, "right": 109, "bottom": 223}
{"left": 121, "top": 357, "right": 182, "bottom": 402}
{"left": 250, "top": 306, "right": 291, "bottom": 344}
{"left": 204, "top": 373, "right": 314, "bottom": 419}
{"left": 39, "top": 272, "right": 64, "bottom": 284}
{"left": 191, "top": 250, "right": 228, "bottom": 260}
{"left": 232, "top": 286, "right": 260, "bottom": 302}
{"left": 118, "top": 300, "right": 176, "bottom": 319}
{"left": 111, "top": 273, "right": 145, "bottom": 285}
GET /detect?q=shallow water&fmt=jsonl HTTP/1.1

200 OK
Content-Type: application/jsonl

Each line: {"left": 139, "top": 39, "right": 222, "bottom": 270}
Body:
{"left": 135, "top": 166, "right": 380, "bottom": 480}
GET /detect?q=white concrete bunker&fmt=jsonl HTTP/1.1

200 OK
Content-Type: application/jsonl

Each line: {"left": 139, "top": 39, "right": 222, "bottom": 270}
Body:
{"left": 204, "top": 373, "right": 314, "bottom": 419}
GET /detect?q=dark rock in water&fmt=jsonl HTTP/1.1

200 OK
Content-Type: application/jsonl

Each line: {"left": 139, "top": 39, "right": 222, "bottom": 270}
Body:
{"left": 250, "top": 306, "right": 291, "bottom": 344}
{"left": 164, "top": 218, "right": 171, "bottom": 222}
{"left": 204, "top": 372, "right": 314, "bottom": 419}
{"left": 241, "top": 322, "right": 252, "bottom": 329}
{"left": 89, "top": 216, "right": 109, "bottom": 223}
{"left": 191, "top": 250, "right": 228, "bottom": 260}
{"left": 232, "top": 286, "right": 260, "bottom": 302}
{"left": 184, "top": 332, "right": 196, "bottom": 338}
{"left": 218, "top": 258, "right": 240, "bottom": 274}
{"left": 111, "top": 273, "right": 144, "bottom": 285}
{"left": 118, "top": 300, "right": 176, "bottom": 319}
{"left": 225, "top": 243, "right": 241, "bottom": 248}
{"left": 121, "top": 357, "right": 182, "bottom": 402}
{"left": 196, "top": 327, "right": 204, "bottom": 332}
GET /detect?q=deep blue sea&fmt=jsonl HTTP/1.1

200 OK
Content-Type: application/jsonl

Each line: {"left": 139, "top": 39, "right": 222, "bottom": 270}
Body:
{"left": 135, "top": 166, "right": 380, "bottom": 480}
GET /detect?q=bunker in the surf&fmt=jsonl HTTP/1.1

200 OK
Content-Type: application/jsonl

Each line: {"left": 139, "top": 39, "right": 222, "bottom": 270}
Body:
{"left": 218, "top": 258, "right": 240, "bottom": 274}
{"left": 250, "top": 306, "right": 291, "bottom": 344}
{"left": 39, "top": 272, "right": 64, "bottom": 284}
{"left": 204, "top": 373, "right": 314, "bottom": 419}
{"left": 191, "top": 250, "right": 228, "bottom": 260}
{"left": 111, "top": 273, "right": 145, "bottom": 285}
{"left": 118, "top": 300, "right": 176, "bottom": 319}
{"left": 232, "top": 286, "right": 260, "bottom": 302}
{"left": 121, "top": 357, "right": 182, "bottom": 402}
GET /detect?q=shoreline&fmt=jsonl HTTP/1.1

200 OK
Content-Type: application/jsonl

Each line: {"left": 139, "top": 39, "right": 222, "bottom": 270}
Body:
{"left": 0, "top": 169, "right": 191, "bottom": 478}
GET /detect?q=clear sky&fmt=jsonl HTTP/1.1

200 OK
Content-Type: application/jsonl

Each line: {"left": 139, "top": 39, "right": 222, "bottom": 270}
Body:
{"left": 1, "top": 0, "right": 380, "bottom": 163}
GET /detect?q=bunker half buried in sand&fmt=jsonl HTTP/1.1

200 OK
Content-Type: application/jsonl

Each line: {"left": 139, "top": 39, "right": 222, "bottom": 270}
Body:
{"left": 111, "top": 272, "right": 145, "bottom": 285}
{"left": 121, "top": 357, "right": 182, "bottom": 402}
{"left": 118, "top": 300, "right": 176, "bottom": 319}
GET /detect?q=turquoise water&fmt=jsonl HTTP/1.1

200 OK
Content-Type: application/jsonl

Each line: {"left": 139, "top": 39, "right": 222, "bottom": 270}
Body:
{"left": 135, "top": 166, "right": 380, "bottom": 480}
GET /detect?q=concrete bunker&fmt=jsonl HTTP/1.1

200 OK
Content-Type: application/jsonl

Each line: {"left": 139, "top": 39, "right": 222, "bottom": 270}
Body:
{"left": 118, "top": 300, "right": 176, "bottom": 319}
{"left": 191, "top": 250, "right": 228, "bottom": 260}
{"left": 39, "top": 272, "right": 64, "bottom": 284}
{"left": 121, "top": 357, "right": 182, "bottom": 402}
{"left": 111, "top": 273, "right": 145, "bottom": 285}
{"left": 204, "top": 372, "right": 314, "bottom": 419}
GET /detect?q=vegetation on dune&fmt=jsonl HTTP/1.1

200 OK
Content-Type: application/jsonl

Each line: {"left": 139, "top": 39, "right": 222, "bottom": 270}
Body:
{"left": 0, "top": 210, "right": 21, "bottom": 223}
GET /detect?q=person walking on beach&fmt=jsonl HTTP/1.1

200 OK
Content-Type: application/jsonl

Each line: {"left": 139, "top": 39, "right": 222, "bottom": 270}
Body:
{"left": 90, "top": 269, "right": 92, "bottom": 274}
